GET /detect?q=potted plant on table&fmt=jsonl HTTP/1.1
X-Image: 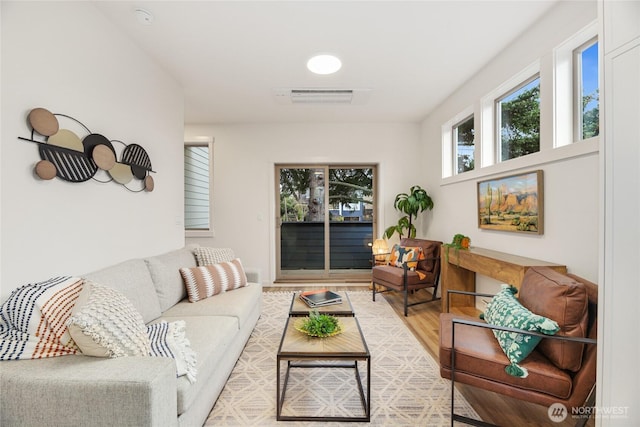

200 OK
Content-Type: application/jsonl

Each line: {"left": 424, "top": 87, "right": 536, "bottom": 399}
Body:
{"left": 383, "top": 185, "right": 434, "bottom": 240}
{"left": 443, "top": 233, "right": 471, "bottom": 265}
{"left": 294, "top": 310, "right": 343, "bottom": 338}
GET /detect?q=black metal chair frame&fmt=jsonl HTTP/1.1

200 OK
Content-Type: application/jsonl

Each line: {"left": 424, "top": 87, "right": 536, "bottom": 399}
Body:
{"left": 372, "top": 254, "right": 441, "bottom": 316}
{"left": 445, "top": 289, "right": 597, "bottom": 427}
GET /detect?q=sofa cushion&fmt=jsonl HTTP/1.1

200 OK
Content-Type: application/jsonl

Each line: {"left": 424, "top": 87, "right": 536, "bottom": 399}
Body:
{"left": 180, "top": 259, "right": 247, "bottom": 303}
{"left": 145, "top": 247, "right": 197, "bottom": 312}
{"left": 68, "top": 280, "right": 150, "bottom": 358}
{"left": 481, "top": 284, "right": 560, "bottom": 377}
{"left": 162, "top": 283, "right": 262, "bottom": 330}
{"left": 193, "top": 247, "right": 235, "bottom": 266}
{"left": 519, "top": 267, "right": 589, "bottom": 372}
{"left": 153, "top": 315, "right": 238, "bottom": 416}
{"left": 83, "top": 259, "right": 162, "bottom": 323}
{"left": 372, "top": 265, "right": 435, "bottom": 289}
{"left": 439, "top": 313, "right": 573, "bottom": 399}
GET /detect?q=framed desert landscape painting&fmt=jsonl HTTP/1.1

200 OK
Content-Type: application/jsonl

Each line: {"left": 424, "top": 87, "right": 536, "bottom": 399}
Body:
{"left": 477, "top": 170, "right": 543, "bottom": 234}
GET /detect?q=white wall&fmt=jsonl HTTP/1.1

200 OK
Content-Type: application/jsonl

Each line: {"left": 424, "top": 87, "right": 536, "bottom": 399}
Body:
{"left": 1, "top": 2, "right": 185, "bottom": 300}
{"left": 420, "top": 1, "right": 599, "bottom": 299}
{"left": 599, "top": 0, "right": 640, "bottom": 424}
{"left": 185, "top": 122, "right": 422, "bottom": 284}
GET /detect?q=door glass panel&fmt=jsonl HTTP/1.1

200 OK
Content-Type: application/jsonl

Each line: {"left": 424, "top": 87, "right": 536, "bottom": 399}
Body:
{"left": 328, "top": 168, "right": 373, "bottom": 270}
{"left": 279, "top": 168, "right": 325, "bottom": 270}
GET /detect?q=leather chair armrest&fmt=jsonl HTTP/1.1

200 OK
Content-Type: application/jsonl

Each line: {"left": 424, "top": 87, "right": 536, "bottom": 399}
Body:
{"left": 451, "top": 317, "right": 597, "bottom": 345}
{"left": 445, "top": 289, "right": 496, "bottom": 313}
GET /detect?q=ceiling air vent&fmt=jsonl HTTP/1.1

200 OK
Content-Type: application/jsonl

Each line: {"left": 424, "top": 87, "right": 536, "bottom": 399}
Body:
{"left": 273, "top": 88, "right": 371, "bottom": 105}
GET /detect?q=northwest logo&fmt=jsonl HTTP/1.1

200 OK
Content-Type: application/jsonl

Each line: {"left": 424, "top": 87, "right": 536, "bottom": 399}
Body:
{"left": 548, "top": 403, "right": 568, "bottom": 422}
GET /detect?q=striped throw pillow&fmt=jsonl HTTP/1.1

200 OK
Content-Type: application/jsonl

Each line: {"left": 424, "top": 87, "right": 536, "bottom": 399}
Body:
{"left": 192, "top": 247, "right": 235, "bottom": 266}
{"left": 179, "top": 258, "right": 247, "bottom": 303}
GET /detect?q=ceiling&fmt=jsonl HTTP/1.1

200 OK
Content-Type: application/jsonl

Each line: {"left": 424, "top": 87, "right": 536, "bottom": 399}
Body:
{"left": 94, "top": 1, "right": 558, "bottom": 124}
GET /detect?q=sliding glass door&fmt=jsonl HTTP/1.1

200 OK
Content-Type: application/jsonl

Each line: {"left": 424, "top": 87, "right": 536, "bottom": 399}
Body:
{"left": 276, "top": 165, "right": 376, "bottom": 281}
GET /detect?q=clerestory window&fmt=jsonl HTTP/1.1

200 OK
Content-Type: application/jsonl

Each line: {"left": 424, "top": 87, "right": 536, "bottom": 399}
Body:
{"left": 496, "top": 75, "right": 541, "bottom": 162}
{"left": 453, "top": 115, "right": 475, "bottom": 174}
{"left": 575, "top": 39, "right": 599, "bottom": 140}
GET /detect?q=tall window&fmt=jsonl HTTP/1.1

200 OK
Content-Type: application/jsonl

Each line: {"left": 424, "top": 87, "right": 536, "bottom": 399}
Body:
{"left": 453, "top": 115, "right": 475, "bottom": 173}
{"left": 184, "top": 140, "right": 213, "bottom": 235}
{"left": 496, "top": 75, "right": 540, "bottom": 161}
{"left": 575, "top": 40, "right": 599, "bottom": 140}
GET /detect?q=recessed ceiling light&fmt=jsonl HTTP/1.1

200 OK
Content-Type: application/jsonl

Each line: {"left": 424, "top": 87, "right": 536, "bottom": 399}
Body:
{"left": 307, "top": 54, "right": 342, "bottom": 75}
{"left": 134, "top": 8, "right": 154, "bottom": 25}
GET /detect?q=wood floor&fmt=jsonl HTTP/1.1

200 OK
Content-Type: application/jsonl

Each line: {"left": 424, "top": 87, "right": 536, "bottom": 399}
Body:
{"left": 265, "top": 284, "right": 593, "bottom": 427}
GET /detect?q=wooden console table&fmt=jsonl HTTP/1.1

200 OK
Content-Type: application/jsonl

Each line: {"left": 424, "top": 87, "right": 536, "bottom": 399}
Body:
{"left": 440, "top": 246, "right": 567, "bottom": 312}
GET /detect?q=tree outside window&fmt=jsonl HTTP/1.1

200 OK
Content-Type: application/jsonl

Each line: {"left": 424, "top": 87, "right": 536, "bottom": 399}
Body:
{"left": 454, "top": 115, "right": 474, "bottom": 173}
{"left": 279, "top": 167, "right": 373, "bottom": 223}
{"left": 577, "top": 40, "right": 599, "bottom": 140}
{"left": 497, "top": 77, "right": 540, "bottom": 161}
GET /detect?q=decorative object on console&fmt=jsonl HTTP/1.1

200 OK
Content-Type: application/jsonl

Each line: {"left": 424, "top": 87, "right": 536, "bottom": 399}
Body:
{"left": 442, "top": 233, "right": 471, "bottom": 265}
{"left": 383, "top": 185, "right": 434, "bottom": 240}
{"left": 477, "top": 170, "right": 543, "bottom": 234}
{"left": 18, "top": 107, "right": 155, "bottom": 192}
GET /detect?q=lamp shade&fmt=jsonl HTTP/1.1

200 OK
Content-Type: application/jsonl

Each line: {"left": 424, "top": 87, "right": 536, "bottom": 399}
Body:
{"left": 372, "top": 238, "right": 389, "bottom": 255}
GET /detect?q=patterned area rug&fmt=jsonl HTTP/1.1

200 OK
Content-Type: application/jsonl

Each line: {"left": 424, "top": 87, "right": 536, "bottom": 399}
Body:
{"left": 205, "top": 291, "right": 480, "bottom": 426}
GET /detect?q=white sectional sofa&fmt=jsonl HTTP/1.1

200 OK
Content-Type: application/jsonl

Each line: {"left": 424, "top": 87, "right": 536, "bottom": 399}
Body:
{"left": 0, "top": 246, "right": 262, "bottom": 427}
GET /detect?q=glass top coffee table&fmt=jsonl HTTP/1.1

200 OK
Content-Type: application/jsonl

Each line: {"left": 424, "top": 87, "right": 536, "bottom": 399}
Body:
{"left": 289, "top": 291, "right": 354, "bottom": 317}
{"left": 276, "top": 315, "right": 371, "bottom": 422}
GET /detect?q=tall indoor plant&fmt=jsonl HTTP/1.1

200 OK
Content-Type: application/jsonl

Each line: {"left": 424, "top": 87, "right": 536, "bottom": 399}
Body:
{"left": 383, "top": 185, "right": 434, "bottom": 239}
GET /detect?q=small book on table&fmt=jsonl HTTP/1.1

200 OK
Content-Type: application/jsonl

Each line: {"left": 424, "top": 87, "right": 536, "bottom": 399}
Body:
{"left": 299, "top": 289, "right": 342, "bottom": 307}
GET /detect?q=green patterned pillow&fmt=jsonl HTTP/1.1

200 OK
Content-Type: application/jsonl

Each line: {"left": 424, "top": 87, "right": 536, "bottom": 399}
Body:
{"left": 481, "top": 284, "right": 560, "bottom": 378}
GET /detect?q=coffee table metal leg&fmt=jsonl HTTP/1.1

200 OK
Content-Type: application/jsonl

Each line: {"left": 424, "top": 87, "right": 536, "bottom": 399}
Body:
{"left": 276, "top": 356, "right": 281, "bottom": 419}
{"left": 353, "top": 359, "right": 371, "bottom": 421}
{"left": 277, "top": 359, "right": 293, "bottom": 420}
{"left": 277, "top": 358, "right": 370, "bottom": 422}
{"left": 367, "top": 356, "right": 371, "bottom": 419}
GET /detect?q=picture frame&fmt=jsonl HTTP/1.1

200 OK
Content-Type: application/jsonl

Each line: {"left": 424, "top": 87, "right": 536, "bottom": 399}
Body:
{"left": 477, "top": 170, "right": 543, "bottom": 234}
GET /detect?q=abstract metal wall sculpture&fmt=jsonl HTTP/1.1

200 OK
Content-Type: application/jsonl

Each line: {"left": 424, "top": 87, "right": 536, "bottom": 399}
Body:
{"left": 18, "top": 107, "right": 155, "bottom": 192}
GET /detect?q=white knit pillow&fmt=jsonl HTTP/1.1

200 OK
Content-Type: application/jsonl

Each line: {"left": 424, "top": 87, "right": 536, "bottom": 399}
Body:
{"left": 180, "top": 258, "right": 247, "bottom": 302}
{"left": 68, "top": 280, "right": 150, "bottom": 358}
{"left": 193, "top": 247, "right": 235, "bottom": 266}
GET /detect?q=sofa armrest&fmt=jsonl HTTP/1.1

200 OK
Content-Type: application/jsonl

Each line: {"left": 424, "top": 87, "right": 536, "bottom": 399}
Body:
{"left": 244, "top": 267, "right": 261, "bottom": 284}
{"left": 1, "top": 356, "right": 178, "bottom": 427}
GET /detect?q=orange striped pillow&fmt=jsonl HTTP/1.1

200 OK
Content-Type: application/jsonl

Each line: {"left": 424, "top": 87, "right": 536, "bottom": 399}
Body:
{"left": 179, "top": 258, "right": 247, "bottom": 303}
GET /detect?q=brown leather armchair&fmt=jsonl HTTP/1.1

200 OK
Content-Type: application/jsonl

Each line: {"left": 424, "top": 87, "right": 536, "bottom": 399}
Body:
{"left": 372, "top": 238, "right": 442, "bottom": 316}
{"left": 439, "top": 267, "right": 598, "bottom": 426}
